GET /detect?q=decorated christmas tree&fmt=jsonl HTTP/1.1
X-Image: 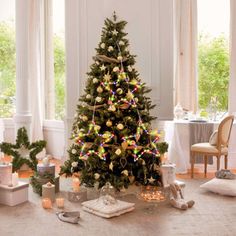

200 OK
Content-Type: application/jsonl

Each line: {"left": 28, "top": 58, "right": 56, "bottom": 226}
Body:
{"left": 60, "top": 13, "right": 168, "bottom": 190}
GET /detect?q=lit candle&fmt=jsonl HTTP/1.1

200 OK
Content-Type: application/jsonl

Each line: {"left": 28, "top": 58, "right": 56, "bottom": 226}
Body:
{"left": 12, "top": 172, "right": 19, "bottom": 186}
{"left": 56, "top": 197, "right": 65, "bottom": 208}
{"left": 42, "top": 198, "right": 52, "bottom": 209}
{"left": 72, "top": 177, "right": 80, "bottom": 192}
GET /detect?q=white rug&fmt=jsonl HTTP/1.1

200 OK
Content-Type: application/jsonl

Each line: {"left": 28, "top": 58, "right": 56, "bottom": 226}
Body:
{"left": 0, "top": 178, "right": 236, "bottom": 236}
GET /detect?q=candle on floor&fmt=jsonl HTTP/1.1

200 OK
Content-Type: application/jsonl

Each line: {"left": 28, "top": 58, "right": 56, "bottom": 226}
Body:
{"left": 72, "top": 177, "right": 80, "bottom": 192}
{"left": 42, "top": 198, "right": 52, "bottom": 209}
{"left": 42, "top": 182, "right": 55, "bottom": 202}
{"left": 56, "top": 197, "right": 65, "bottom": 208}
{"left": 12, "top": 172, "right": 19, "bottom": 186}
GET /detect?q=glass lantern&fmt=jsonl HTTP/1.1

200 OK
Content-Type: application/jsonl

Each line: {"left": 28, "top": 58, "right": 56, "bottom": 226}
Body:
{"left": 99, "top": 182, "right": 117, "bottom": 205}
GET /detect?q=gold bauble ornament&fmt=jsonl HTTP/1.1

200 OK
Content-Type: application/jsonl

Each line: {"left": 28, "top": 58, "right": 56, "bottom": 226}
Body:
{"left": 118, "top": 72, "right": 127, "bottom": 80}
{"left": 117, "top": 123, "right": 124, "bottom": 130}
{"left": 106, "top": 120, "right": 112, "bottom": 127}
{"left": 116, "top": 88, "right": 123, "bottom": 95}
{"left": 97, "top": 86, "right": 103, "bottom": 93}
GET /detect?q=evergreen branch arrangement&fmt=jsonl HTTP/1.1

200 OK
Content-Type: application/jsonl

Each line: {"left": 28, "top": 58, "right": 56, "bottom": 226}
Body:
{"left": 0, "top": 127, "right": 46, "bottom": 172}
{"left": 60, "top": 13, "right": 168, "bottom": 190}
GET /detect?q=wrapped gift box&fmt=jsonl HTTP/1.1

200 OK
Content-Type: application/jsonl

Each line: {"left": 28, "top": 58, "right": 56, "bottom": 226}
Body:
{"left": 0, "top": 181, "right": 29, "bottom": 206}
{"left": 37, "top": 163, "right": 55, "bottom": 177}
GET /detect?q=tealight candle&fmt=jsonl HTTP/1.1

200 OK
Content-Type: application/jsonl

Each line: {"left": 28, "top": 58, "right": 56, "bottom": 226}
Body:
{"left": 56, "top": 197, "right": 65, "bottom": 208}
{"left": 72, "top": 177, "right": 80, "bottom": 192}
{"left": 12, "top": 172, "right": 19, "bottom": 186}
{"left": 42, "top": 198, "right": 52, "bottom": 209}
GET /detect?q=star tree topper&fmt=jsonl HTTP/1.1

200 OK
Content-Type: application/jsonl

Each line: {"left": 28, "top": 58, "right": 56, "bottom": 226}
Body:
{"left": 0, "top": 127, "right": 47, "bottom": 172}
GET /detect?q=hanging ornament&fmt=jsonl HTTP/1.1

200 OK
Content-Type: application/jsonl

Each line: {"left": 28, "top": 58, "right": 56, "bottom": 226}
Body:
{"left": 121, "top": 141, "right": 128, "bottom": 150}
{"left": 102, "top": 131, "right": 111, "bottom": 139}
{"left": 148, "top": 176, "right": 156, "bottom": 184}
{"left": 95, "top": 61, "right": 100, "bottom": 65}
{"left": 126, "top": 90, "right": 134, "bottom": 100}
{"left": 71, "top": 149, "right": 77, "bottom": 154}
{"left": 71, "top": 161, "right": 78, "bottom": 168}
{"left": 94, "top": 173, "right": 100, "bottom": 180}
{"left": 113, "top": 66, "right": 119, "bottom": 72}
{"left": 108, "top": 105, "right": 116, "bottom": 112}
{"left": 121, "top": 169, "right": 128, "bottom": 176}
{"left": 86, "top": 94, "right": 91, "bottom": 99}
{"left": 117, "top": 56, "right": 123, "bottom": 61}
{"left": 103, "top": 73, "right": 111, "bottom": 82}
{"left": 108, "top": 46, "right": 114, "bottom": 52}
{"left": 95, "top": 96, "right": 102, "bottom": 103}
{"left": 97, "top": 86, "right": 103, "bottom": 93}
{"left": 112, "top": 29, "right": 118, "bottom": 35}
{"left": 81, "top": 115, "right": 88, "bottom": 122}
{"left": 118, "top": 72, "right": 127, "bottom": 80}
{"left": 119, "top": 158, "right": 127, "bottom": 168}
{"left": 134, "top": 97, "right": 139, "bottom": 103}
{"left": 116, "top": 88, "right": 123, "bottom": 95}
{"left": 109, "top": 162, "right": 114, "bottom": 171}
{"left": 94, "top": 125, "right": 101, "bottom": 131}
{"left": 119, "top": 102, "right": 130, "bottom": 109}
{"left": 100, "top": 43, "right": 105, "bottom": 49}
{"left": 117, "top": 123, "right": 124, "bottom": 130}
{"left": 115, "top": 148, "right": 122, "bottom": 156}
{"left": 119, "top": 40, "right": 125, "bottom": 46}
{"left": 106, "top": 119, "right": 112, "bottom": 127}
{"left": 93, "top": 78, "right": 99, "bottom": 84}
{"left": 130, "top": 79, "right": 138, "bottom": 85}
{"left": 100, "top": 64, "right": 106, "bottom": 71}
{"left": 127, "top": 65, "right": 133, "bottom": 72}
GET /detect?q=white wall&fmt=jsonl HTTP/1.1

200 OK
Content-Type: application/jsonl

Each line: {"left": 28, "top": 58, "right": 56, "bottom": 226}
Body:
{"left": 77, "top": 0, "right": 174, "bottom": 121}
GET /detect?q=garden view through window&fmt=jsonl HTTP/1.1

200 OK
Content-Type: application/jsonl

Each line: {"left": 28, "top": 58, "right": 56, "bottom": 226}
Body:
{"left": 198, "top": 0, "right": 230, "bottom": 119}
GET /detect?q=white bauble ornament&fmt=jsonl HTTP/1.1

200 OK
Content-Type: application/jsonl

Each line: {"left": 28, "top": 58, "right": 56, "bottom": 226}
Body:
{"left": 93, "top": 78, "right": 98, "bottom": 83}
{"left": 72, "top": 149, "right": 77, "bottom": 154}
{"left": 113, "top": 67, "right": 119, "bottom": 72}
{"left": 100, "top": 43, "right": 105, "bottom": 49}
{"left": 82, "top": 115, "right": 88, "bottom": 121}
{"left": 94, "top": 173, "right": 100, "bottom": 180}
{"left": 108, "top": 46, "right": 114, "bottom": 52}
{"left": 71, "top": 162, "right": 78, "bottom": 168}
{"left": 127, "top": 65, "right": 133, "bottom": 72}
{"left": 117, "top": 123, "right": 124, "bottom": 130}
{"left": 95, "top": 96, "right": 102, "bottom": 103}
{"left": 119, "top": 41, "right": 125, "bottom": 46}
{"left": 86, "top": 94, "right": 91, "bottom": 99}
{"left": 117, "top": 56, "right": 123, "bottom": 61}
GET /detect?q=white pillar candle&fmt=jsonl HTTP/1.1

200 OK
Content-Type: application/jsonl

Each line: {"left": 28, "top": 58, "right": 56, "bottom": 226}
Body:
{"left": 72, "top": 177, "right": 80, "bottom": 192}
{"left": 12, "top": 172, "right": 19, "bottom": 186}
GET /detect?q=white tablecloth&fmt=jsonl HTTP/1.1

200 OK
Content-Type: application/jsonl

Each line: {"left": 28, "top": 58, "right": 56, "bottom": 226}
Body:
{"left": 164, "top": 120, "right": 236, "bottom": 174}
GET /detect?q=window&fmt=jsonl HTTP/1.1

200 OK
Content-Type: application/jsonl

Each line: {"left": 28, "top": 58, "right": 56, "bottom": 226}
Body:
{"left": 198, "top": 0, "right": 230, "bottom": 115}
{"left": 0, "top": 0, "right": 15, "bottom": 118}
{"left": 45, "top": 0, "right": 65, "bottom": 121}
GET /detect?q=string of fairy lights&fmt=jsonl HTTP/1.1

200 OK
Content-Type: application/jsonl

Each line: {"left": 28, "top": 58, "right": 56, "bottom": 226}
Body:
{"left": 73, "top": 36, "right": 162, "bottom": 165}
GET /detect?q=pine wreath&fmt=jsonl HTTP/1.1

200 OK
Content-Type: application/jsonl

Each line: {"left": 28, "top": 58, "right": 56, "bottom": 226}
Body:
{"left": 0, "top": 127, "right": 46, "bottom": 172}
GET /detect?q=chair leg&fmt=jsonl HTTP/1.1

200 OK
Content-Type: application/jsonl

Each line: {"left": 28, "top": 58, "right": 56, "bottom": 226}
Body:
{"left": 204, "top": 155, "right": 207, "bottom": 177}
{"left": 225, "top": 155, "right": 228, "bottom": 169}
{"left": 217, "top": 156, "right": 220, "bottom": 171}
{"left": 191, "top": 152, "right": 194, "bottom": 178}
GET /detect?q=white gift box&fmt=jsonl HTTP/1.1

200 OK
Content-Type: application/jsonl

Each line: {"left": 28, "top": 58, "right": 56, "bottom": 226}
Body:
{"left": 0, "top": 163, "right": 12, "bottom": 186}
{"left": 161, "top": 164, "right": 176, "bottom": 187}
{"left": 0, "top": 181, "right": 29, "bottom": 206}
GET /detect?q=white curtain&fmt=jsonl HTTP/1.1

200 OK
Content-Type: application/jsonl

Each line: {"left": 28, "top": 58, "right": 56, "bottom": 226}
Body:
{"left": 28, "top": 0, "right": 45, "bottom": 157}
{"left": 174, "top": 0, "right": 198, "bottom": 113}
{"left": 229, "top": 0, "right": 236, "bottom": 114}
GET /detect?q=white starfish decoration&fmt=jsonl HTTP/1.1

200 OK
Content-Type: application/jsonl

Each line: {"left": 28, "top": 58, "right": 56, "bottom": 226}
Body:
{"left": 112, "top": 29, "right": 118, "bottom": 36}
{"left": 148, "top": 176, "right": 155, "bottom": 184}
{"left": 100, "top": 64, "right": 106, "bottom": 71}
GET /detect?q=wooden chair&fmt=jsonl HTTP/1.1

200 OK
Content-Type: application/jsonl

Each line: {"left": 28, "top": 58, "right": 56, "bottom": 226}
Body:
{"left": 190, "top": 115, "right": 234, "bottom": 178}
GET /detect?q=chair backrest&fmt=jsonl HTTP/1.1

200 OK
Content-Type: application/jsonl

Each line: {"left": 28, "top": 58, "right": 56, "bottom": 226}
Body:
{"left": 217, "top": 115, "right": 234, "bottom": 148}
